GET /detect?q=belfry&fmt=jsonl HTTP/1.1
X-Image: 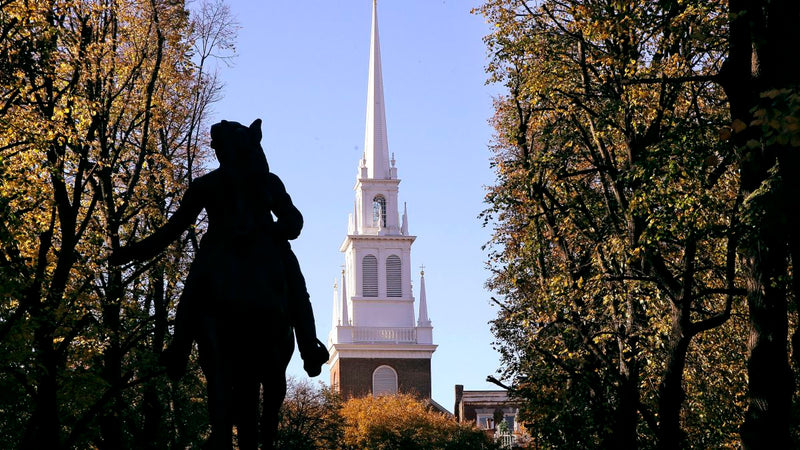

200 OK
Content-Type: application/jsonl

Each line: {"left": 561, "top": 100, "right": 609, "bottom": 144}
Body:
{"left": 327, "top": 0, "right": 436, "bottom": 399}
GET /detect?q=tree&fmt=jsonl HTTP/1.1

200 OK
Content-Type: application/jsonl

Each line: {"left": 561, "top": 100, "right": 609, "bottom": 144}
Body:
{"left": 275, "top": 383, "right": 497, "bottom": 450}
{"left": 477, "top": 0, "right": 748, "bottom": 448}
{"left": 275, "top": 378, "right": 344, "bottom": 450}
{"left": 716, "top": 1, "right": 800, "bottom": 447}
{"left": 339, "top": 393, "right": 499, "bottom": 450}
{"left": 0, "top": 0, "right": 236, "bottom": 447}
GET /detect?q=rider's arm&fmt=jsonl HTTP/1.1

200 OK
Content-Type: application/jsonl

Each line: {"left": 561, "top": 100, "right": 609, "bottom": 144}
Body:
{"left": 113, "top": 179, "right": 206, "bottom": 263}
{"left": 267, "top": 172, "right": 303, "bottom": 240}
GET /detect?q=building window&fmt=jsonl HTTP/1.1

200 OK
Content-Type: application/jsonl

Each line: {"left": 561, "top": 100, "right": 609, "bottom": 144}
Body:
{"left": 476, "top": 414, "right": 494, "bottom": 430}
{"left": 372, "top": 195, "right": 386, "bottom": 227}
{"left": 386, "top": 255, "right": 401, "bottom": 297}
{"left": 503, "top": 414, "right": 516, "bottom": 432}
{"left": 372, "top": 365, "right": 398, "bottom": 396}
{"left": 362, "top": 255, "right": 378, "bottom": 297}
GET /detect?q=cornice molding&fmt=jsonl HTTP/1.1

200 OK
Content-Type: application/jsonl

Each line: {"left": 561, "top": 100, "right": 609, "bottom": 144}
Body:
{"left": 328, "top": 343, "right": 437, "bottom": 365}
{"left": 340, "top": 234, "right": 416, "bottom": 251}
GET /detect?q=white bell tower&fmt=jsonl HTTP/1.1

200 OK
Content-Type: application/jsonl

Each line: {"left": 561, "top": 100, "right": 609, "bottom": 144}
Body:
{"left": 328, "top": 0, "right": 435, "bottom": 399}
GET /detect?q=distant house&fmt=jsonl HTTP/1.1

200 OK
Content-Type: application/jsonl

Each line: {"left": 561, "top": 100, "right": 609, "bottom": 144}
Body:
{"left": 454, "top": 385, "right": 531, "bottom": 448}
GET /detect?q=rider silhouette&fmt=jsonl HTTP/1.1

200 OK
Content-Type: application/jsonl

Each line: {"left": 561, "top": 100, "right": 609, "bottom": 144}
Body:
{"left": 111, "top": 119, "right": 328, "bottom": 448}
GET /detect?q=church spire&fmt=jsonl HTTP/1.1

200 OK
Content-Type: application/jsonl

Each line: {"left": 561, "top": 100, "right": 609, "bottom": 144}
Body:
{"left": 363, "top": 0, "right": 390, "bottom": 179}
{"left": 418, "top": 267, "right": 431, "bottom": 326}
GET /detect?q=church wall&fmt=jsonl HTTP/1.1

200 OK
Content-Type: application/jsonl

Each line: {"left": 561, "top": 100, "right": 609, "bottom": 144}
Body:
{"left": 350, "top": 300, "right": 413, "bottom": 327}
{"left": 334, "top": 357, "right": 431, "bottom": 399}
{"left": 349, "top": 244, "right": 413, "bottom": 300}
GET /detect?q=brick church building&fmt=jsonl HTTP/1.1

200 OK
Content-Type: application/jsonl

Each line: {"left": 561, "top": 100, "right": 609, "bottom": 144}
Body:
{"left": 326, "top": 0, "right": 436, "bottom": 401}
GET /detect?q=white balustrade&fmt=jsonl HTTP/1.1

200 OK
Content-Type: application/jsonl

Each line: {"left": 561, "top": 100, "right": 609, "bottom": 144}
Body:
{"left": 351, "top": 326, "right": 417, "bottom": 343}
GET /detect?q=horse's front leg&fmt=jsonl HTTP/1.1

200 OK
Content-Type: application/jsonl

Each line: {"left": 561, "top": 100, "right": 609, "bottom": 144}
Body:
{"left": 197, "top": 317, "right": 233, "bottom": 450}
{"left": 261, "top": 372, "right": 286, "bottom": 449}
{"left": 260, "top": 329, "right": 294, "bottom": 449}
{"left": 232, "top": 374, "right": 260, "bottom": 450}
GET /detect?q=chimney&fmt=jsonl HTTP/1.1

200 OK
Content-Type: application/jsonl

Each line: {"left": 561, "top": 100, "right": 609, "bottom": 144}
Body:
{"left": 454, "top": 384, "right": 464, "bottom": 422}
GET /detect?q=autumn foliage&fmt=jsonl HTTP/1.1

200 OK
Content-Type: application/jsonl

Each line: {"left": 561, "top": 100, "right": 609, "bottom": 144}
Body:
{"left": 276, "top": 382, "right": 499, "bottom": 450}
{"left": 477, "top": 0, "right": 800, "bottom": 448}
{"left": 339, "top": 393, "right": 497, "bottom": 450}
{"left": 0, "top": 0, "right": 236, "bottom": 447}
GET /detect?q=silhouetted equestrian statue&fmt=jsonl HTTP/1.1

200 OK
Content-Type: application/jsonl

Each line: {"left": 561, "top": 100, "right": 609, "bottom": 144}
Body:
{"left": 111, "top": 119, "right": 329, "bottom": 449}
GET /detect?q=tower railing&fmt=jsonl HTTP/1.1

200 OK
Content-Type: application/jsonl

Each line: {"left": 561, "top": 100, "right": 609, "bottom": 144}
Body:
{"left": 351, "top": 326, "right": 417, "bottom": 343}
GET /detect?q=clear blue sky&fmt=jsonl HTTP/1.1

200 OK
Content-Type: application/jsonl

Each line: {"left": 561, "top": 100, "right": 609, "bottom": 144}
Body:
{"left": 209, "top": 0, "right": 503, "bottom": 412}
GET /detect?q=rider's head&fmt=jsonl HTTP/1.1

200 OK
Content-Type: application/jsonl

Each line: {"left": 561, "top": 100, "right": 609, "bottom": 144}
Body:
{"left": 210, "top": 119, "right": 267, "bottom": 173}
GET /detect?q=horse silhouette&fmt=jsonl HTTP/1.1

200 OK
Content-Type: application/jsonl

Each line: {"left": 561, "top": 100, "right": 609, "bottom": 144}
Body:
{"left": 112, "top": 119, "right": 328, "bottom": 449}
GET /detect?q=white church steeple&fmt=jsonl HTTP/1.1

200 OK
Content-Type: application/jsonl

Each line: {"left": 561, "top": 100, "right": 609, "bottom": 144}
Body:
{"left": 327, "top": 0, "right": 436, "bottom": 399}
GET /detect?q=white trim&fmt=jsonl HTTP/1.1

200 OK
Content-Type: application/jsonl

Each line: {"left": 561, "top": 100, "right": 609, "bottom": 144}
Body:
{"left": 355, "top": 178, "right": 401, "bottom": 186}
{"left": 330, "top": 350, "right": 435, "bottom": 362}
{"left": 350, "top": 296, "right": 414, "bottom": 303}
{"left": 327, "top": 343, "right": 436, "bottom": 365}
{"left": 341, "top": 234, "right": 416, "bottom": 251}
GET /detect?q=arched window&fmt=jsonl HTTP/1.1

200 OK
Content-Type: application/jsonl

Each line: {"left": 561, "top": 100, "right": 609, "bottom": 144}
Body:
{"left": 372, "top": 365, "right": 398, "bottom": 396}
{"left": 362, "top": 255, "right": 378, "bottom": 297}
{"left": 372, "top": 195, "right": 386, "bottom": 227}
{"left": 386, "top": 255, "right": 402, "bottom": 297}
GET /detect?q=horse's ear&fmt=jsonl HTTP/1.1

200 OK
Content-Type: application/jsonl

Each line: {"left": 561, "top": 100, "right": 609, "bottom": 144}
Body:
{"left": 249, "top": 119, "right": 262, "bottom": 142}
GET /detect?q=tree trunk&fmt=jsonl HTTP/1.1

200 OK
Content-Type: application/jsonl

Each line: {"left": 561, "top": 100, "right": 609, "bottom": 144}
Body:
{"left": 739, "top": 225, "right": 791, "bottom": 448}
{"left": 21, "top": 319, "right": 61, "bottom": 449}
{"left": 720, "top": 1, "right": 800, "bottom": 446}
{"left": 99, "top": 269, "right": 124, "bottom": 450}
{"left": 613, "top": 367, "right": 641, "bottom": 450}
{"left": 658, "top": 319, "right": 690, "bottom": 450}
{"left": 22, "top": 199, "right": 77, "bottom": 449}
{"left": 141, "top": 266, "right": 168, "bottom": 449}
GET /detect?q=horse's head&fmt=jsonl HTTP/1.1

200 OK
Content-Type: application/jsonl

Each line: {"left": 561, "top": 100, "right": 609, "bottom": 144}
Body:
{"left": 210, "top": 119, "right": 267, "bottom": 172}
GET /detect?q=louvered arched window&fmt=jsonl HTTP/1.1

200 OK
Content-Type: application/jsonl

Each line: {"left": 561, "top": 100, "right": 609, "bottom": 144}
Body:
{"left": 386, "top": 255, "right": 402, "bottom": 297}
{"left": 362, "top": 255, "right": 378, "bottom": 297}
{"left": 372, "top": 365, "right": 398, "bottom": 396}
{"left": 373, "top": 195, "right": 386, "bottom": 227}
